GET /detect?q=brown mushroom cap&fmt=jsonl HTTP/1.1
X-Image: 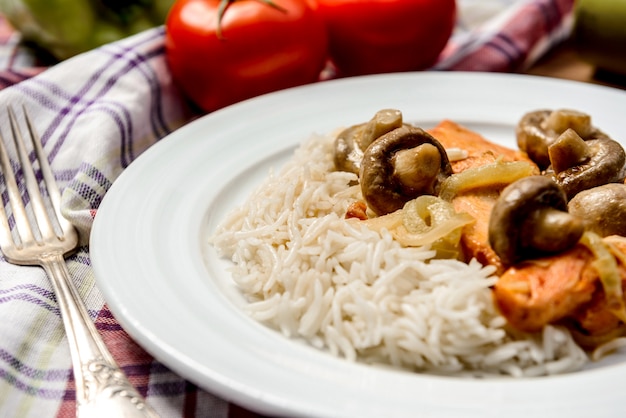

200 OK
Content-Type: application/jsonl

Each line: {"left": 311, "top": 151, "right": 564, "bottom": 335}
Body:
{"left": 568, "top": 183, "right": 626, "bottom": 237}
{"left": 334, "top": 109, "right": 404, "bottom": 174}
{"left": 516, "top": 109, "right": 608, "bottom": 170}
{"left": 359, "top": 125, "right": 452, "bottom": 216}
{"left": 547, "top": 134, "right": 626, "bottom": 200}
{"left": 334, "top": 125, "right": 365, "bottom": 174}
{"left": 488, "top": 176, "right": 584, "bottom": 266}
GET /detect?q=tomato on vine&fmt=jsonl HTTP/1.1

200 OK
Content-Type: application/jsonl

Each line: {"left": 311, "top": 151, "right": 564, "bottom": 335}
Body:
{"left": 165, "top": 0, "right": 328, "bottom": 112}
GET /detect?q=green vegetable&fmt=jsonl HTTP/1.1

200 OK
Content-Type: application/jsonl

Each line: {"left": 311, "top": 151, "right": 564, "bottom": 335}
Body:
{"left": 0, "top": 0, "right": 175, "bottom": 60}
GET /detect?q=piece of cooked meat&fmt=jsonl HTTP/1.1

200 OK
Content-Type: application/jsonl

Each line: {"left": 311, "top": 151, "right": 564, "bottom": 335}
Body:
{"left": 427, "top": 120, "right": 539, "bottom": 274}
{"left": 493, "top": 240, "right": 626, "bottom": 341}
{"left": 492, "top": 244, "right": 598, "bottom": 332}
{"left": 429, "top": 120, "right": 626, "bottom": 340}
{"left": 429, "top": 119, "right": 536, "bottom": 174}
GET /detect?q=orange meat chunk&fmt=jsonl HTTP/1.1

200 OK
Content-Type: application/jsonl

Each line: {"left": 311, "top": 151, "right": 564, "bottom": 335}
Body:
{"left": 428, "top": 120, "right": 626, "bottom": 338}
{"left": 427, "top": 120, "right": 539, "bottom": 274}
{"left": 494, "top": 241, "right": 626, "bottom": 338}
{"left": 492, "top": 245, "right": 597, "bottom": 332}
{"left": 428, "top": 119, "right": 535, "bottom": 174}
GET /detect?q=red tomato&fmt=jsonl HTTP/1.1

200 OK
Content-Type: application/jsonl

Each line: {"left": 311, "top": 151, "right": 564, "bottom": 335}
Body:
{"left": 314, "top": 0, "right": 456, "bottom": 77}
{"left": 165, "top": 0, "right": 328, "bottom": 112}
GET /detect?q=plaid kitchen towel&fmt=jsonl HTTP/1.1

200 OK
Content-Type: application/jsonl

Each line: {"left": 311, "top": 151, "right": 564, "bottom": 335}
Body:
{"left": 0, "top": 25, "right": 221, "bottom": 418}
{"left": 436, "top": 0, "right": 574, "bottom": 71}
{"left": 0, "top": 0, "right": 574, "bottom": 417}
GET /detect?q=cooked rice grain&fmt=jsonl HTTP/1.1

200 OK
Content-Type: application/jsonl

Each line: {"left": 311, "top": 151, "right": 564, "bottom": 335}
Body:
{"left": 210, "top": 132, "right": 589, "bottom": 377}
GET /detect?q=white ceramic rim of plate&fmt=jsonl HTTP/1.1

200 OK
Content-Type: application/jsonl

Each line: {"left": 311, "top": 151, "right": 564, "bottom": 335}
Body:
{"left": 91, "top": 72, "right": 626, "bottom": 418}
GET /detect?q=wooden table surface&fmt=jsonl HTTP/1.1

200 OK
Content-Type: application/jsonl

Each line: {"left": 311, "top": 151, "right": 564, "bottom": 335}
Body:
{"left": 525, "top": 38, "right": 626, "bottom": 90}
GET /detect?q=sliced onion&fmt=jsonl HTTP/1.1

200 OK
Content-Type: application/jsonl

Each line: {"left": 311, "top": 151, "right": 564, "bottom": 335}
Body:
{"left": 438, "top": 159, "right": 537, "bottom": 200}
{"left": 580, "top": 231, "right": 626, "bottom": 323}
{"left": 591, "top": 336, "right": 626, "bottom": 361}
{"left": 362, "top": 196, "right": 474, "bottom": 258}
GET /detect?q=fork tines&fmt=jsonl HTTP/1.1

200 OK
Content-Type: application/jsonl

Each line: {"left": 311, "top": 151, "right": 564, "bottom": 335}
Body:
{"left": 0, "top": 106, "right": 74, "bottom": 259}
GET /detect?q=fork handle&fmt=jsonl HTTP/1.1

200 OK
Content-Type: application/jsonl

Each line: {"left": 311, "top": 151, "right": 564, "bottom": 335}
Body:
{"left": 42, "top": 253, "right": 160, "bottom": 418}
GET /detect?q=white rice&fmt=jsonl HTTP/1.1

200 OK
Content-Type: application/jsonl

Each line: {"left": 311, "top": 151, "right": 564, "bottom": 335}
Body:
{"left": 210, "top": 132, "right": 589, "bottom": 377}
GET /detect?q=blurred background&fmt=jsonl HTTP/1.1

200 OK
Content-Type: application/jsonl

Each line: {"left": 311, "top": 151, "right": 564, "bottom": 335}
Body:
{"left": 0, "top": 0, "right": 624, "bottom": 85}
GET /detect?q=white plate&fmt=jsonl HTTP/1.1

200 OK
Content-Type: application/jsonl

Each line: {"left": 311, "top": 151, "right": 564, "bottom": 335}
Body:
{"left": 91, "top": 72, "right": 626, "bottom": 418}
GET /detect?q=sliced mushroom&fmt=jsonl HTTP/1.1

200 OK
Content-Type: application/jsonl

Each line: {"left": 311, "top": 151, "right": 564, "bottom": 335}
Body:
{"left": 516, "top": 109, "right": 608, "bottom": 170}
{"left": 568, "top": 183, "right": 626, "bottom": 237}
{"left": 488, "top": 176, "right": 584, "bottom": 266}
{"left": 545, "top": 128, "right": 626, "bottom": 200}
{"left": 334, "top": 109, "right": 404, "bottom": 174}
{"left": 359, "top": 125, "right": 452, "bottom": 216}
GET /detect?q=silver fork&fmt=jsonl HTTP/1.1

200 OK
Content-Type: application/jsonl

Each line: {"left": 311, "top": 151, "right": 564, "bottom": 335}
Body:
{"left": 0, "top": 106, "right": 159, "bottom": 418}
